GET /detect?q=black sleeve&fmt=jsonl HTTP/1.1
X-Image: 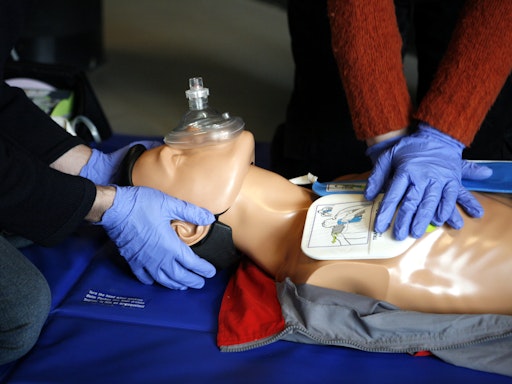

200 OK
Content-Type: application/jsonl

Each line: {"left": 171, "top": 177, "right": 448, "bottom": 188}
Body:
{"left": 0, "top": 0, "right": 97, "bottom": 246}
{"left": 0, "top": 83, "right": 87, "bottom": 164}
{"left": 0, "top": 140, "right": 97, "bottom": 246}
{"left": 0, "top": 0, "right": 87, "bottom": 164}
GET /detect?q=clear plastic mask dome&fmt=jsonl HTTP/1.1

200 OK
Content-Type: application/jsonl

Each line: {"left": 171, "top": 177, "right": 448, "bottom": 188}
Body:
{"left": 164, "top": 77, "right": 245, "bottom": 148}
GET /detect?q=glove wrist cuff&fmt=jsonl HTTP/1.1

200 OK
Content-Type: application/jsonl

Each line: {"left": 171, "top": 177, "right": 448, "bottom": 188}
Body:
{"left": 365, "top": 134, "right": 404, "bottom": 164}
{"left": 79, "top": 148, "right": 103, "bottom": 180}
{"left": 417, "top": 123, "right": 465, "bottom": 151}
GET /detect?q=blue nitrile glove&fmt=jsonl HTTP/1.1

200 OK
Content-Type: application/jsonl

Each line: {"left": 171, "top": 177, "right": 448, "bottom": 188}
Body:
{"left": 365, "top": 134, "right": 404, "bottom": 165}
{"left": 460, "top": 160, "right": 494, "bottom": 180}
{"left": 366, "top": 133, "right": 493, "bottom": 202}
{"left": 365, "top": 124, "right": 489, "bottom": 240}
{"left": 80, "top": 141, "right": 161, "bottom": 185}
{"left": 97, "top": 186, "right": 216, "bottom": 289}
{"left": 447, "top": 160, "right": 494, "bottom": 228}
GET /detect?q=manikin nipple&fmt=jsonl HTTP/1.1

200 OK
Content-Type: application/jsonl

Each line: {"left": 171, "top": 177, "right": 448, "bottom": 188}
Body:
{"left": 164, "top": 77, "right": 245, "bottom": 148}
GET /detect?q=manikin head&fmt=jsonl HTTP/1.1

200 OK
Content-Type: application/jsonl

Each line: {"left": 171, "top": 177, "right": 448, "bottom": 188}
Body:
{"left": 122, "top": 128, "right": 257, "bottom": 269}
{"left": 134, "top": 76, "right": 254, "bottom": 215}
{"left": 122, "top": 76, "right": 259, "bottom": 269}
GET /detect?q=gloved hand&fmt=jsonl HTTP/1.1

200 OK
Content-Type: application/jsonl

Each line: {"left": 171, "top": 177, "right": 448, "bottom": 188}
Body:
{"left": 80, "top": 140, "right": 161, "bottom": 185}
{"left": 365, "top": 124, "right": 491, "bottom": 240}
{"left": 97, "top": 186, "right": 216, "bottom": 289}
{"left": 460, "top": 160, "right": 494, "bottom": 180}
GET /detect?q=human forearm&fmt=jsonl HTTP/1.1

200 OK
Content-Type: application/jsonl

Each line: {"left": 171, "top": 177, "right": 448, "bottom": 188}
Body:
{"left": 366, "top": 128, "right": 408, "bottom": 146}
{"left": 50, "top": 144, "right": 92, "bottom": 176}
{"left": 85, "top": 185, "right": 116, "bottom": 223}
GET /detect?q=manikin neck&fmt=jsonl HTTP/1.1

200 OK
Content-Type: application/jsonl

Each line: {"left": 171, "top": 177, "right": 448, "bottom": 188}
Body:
{"left": 218, "top": 165, "right": 315, "bottom": 277}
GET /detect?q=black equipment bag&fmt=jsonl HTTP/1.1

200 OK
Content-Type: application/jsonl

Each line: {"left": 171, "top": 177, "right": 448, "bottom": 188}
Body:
{"left": 4, "top": 59, "right": 111, "bottom": 143}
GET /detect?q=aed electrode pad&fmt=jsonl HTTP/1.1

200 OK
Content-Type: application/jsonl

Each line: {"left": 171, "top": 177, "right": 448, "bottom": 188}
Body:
{"left": 301, "top": 193, "right": 417, "bottom": 260}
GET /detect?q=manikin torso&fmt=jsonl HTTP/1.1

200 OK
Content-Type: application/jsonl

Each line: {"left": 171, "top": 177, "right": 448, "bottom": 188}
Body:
{"left": 131, "top": 131, "right": 512, "bottom": 315}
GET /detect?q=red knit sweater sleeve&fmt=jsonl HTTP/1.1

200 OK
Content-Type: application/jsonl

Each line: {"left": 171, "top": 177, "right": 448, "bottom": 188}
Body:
{"left": 414, "top": 0, "right": 512, "bottom": 146}
{"left": 327, "top": 0, "right": 413, "bottom": 140}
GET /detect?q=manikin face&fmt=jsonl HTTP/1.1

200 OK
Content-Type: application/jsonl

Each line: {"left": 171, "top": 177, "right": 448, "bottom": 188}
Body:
{"left": 131, "top": 130, "right": 256, "bottom": 214}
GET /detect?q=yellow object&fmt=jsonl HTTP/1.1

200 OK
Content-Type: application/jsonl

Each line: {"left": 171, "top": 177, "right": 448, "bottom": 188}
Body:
{"left": 51, "top": 92, "right": 74, "bottom": 118}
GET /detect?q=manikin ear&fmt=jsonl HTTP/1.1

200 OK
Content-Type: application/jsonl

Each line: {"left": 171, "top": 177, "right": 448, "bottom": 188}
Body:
{"left": 171, "top": 220, "right": 211, "bottom": 246}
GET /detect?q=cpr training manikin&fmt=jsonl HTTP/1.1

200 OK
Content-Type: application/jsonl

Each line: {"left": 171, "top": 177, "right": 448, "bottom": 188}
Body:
{"left": 119, "top": 78, "right": 512, "bottom": 377}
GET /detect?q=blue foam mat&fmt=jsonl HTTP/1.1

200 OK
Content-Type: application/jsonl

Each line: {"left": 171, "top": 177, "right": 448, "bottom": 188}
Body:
{"left": 1, "top": 135, "right": 511, "bottom": 383}
{"left": 3, "top": 232, "right": 510, "bottom": 383}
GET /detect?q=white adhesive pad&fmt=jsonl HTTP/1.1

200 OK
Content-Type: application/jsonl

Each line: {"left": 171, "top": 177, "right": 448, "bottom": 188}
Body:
{"left": 301, "top": 193, "right": 417, "bottom": 260}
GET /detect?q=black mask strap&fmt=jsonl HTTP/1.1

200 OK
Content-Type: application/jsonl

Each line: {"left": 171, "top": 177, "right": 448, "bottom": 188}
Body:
{"left": 191, "top": 218, "right": 240, "bottom": 271}
{"left": 117, "top": 144, "right": 147, "bottom": 186}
